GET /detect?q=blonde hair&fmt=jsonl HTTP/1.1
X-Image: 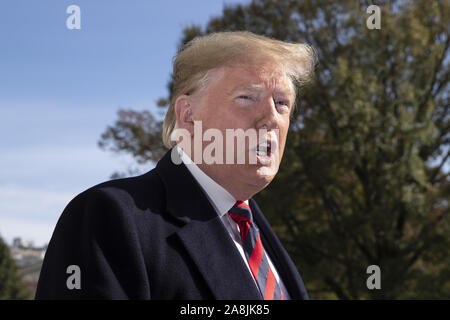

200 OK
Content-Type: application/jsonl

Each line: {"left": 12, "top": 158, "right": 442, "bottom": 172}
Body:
{"left": 162, "top": 31, "right": 317, "bottom": 148}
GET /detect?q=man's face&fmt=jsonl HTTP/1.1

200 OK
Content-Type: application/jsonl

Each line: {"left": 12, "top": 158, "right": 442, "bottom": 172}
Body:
{"left": 188, "top": 63, "right": 294, "bottom": 198}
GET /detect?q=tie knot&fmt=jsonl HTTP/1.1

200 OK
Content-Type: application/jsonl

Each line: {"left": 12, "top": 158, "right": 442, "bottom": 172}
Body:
{"left": 229, "top": 200, "right": 253, "bottom": 221}
{"left": 228, "top": 201, "right": 253, "bottom": 244}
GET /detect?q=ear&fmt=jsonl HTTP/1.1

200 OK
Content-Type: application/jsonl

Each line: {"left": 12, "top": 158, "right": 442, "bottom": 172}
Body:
{"left": 174, "top": 94, "right": 194, "bottom": 133}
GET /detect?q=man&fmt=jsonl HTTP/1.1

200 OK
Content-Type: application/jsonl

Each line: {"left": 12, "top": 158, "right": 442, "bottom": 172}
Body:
{"left": 36, "top": 31, "right": 316, "bottom": 300}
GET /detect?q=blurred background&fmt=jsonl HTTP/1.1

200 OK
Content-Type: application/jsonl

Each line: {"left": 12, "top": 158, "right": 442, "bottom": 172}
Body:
{"left": 0, "top": 0, "right": 448, "bottom": 299}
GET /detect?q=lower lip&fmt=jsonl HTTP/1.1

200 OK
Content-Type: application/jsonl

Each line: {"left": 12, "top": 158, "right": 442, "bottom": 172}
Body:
{"left": 255, "top": 151, "right": 272, "bottom": 165}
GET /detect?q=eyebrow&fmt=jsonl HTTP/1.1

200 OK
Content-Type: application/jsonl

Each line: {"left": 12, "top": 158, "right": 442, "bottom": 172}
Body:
{"left": 231, "top": 84, "right": 294, "bottom": 97}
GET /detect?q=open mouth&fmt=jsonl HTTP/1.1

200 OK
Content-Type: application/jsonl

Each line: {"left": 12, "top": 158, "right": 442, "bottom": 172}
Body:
{"left": 256, "top": 141, "right": 272, "bottom": 157}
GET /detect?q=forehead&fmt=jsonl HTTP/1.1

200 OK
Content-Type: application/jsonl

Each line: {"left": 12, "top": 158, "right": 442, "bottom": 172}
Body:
{"left": 212, "top": 64, "right": 295, "bottom": 97}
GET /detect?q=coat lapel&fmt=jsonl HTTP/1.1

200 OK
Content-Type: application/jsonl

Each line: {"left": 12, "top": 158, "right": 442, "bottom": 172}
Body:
{"left": 176, "top": 217, "right": 262, "bottom": 299}
{"left": 156, "top": 149, "right": 261, "bottom": 300}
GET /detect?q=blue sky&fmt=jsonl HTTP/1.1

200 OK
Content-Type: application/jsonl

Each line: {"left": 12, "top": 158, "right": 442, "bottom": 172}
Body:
{"left": 0, "top": 0, "right": 248, "bottom": 247}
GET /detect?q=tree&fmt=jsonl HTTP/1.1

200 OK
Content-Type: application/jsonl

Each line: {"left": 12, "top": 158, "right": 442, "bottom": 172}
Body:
{"left": 98, "top": 0, "right": 449, "bottom": 299}
{"left": 0, "top": 235, "right": 30, "bottom": 299}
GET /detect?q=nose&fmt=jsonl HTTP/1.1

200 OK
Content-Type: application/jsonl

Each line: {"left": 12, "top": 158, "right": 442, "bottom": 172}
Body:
{"left": 255, "top": 96, "right": 278, "bottom": 131}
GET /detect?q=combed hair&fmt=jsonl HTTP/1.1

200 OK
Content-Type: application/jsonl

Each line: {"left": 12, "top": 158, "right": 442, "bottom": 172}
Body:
{"left": 162, "top": 31, "right": 317, "bottom": 148}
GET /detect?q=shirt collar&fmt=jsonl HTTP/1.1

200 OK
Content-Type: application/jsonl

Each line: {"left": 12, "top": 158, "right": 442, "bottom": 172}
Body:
{"left": 176, "top": 145, "right": 244, "bottom": 217}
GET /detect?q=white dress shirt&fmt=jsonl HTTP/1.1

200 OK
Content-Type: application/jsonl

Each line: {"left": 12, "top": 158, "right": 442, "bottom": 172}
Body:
{"left": 176, "top": 146, "right": 290, "bottom": 299}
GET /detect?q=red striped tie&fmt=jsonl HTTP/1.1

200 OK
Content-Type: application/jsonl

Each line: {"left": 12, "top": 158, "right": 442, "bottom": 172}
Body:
{"left": 228, "top": 200, "right": 284, "bottom": 300}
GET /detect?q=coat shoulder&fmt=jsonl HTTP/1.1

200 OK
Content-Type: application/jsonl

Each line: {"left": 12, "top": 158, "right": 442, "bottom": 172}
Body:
{"left": 67, "top": 167, "right": 166, "bottom": 217}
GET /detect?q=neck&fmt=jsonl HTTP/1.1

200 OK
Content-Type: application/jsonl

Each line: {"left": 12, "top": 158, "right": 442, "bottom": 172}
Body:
{"left": 177, "top": 143, "right": 264, "bottom": 201}
{"left": 197, "top": 163, "right": 260, "bottom": 201}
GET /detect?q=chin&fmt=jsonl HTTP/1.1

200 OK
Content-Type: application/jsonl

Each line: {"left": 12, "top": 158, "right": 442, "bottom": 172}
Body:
{"left": 250, "top": 166, "right": 277, "bottom": 188}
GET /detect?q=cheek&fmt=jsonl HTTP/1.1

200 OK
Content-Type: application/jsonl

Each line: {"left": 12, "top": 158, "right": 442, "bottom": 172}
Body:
{"left": 280, "top": 129, "right": 289, "bottom": 144}
{"left": 216, "top": 109, "right": 248, "bottom": 130}
{"left": 280, "top": 120, "right": 290, "bottom": 141}
{"left": 277, "top": 129, "right": 289, "bottom": 156}
{"left": 202, "top": 99, "right": 235, "bottom": 126}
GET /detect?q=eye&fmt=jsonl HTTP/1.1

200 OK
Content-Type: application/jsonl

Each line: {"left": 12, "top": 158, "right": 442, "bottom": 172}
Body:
{"left": 275, "top": 100, "right": 289, "bottom": 106}
{"left": 236, "top": 95, "right": 257, "bottom": 105}
{"left": 274, "top": 99, "right": 290, "bottom": 113}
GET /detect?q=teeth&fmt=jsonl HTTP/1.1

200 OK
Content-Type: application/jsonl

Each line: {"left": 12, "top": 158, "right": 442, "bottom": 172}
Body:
{"left": 257, "top": 142, "right": 270, "bottom": 150}
{"left": 256, "top": 150, "right": 267, "bottom": 156}
{"left": 257, "top": 142, "right": 270, "bottom": 152}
